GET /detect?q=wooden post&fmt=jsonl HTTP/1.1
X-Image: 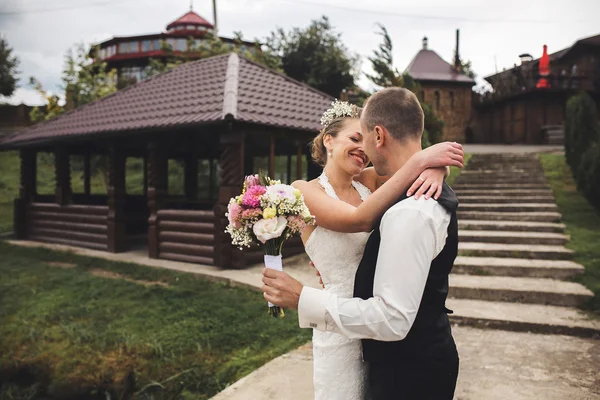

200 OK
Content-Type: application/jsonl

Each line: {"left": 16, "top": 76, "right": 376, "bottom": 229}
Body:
{"left": 214, "top": 132, "right": 245, "bottom": 268}
{"left": 54, "top": 148, "right": 72, "bottom": 206}
{"left": 147, "top": 140, "right": 167, "bottom": 258}
{"left": 107, "top": 144, "right": 126, "bottom": 253}
{"left": 296, "top": 142, "right": 303, "bottom": 180}
{"left": 14, "top": 149, "right": 36, "bottom": 239}
{"left": 268, "top": 134, "right": 275, "bottom": 178}
{"left": 84, "top": 153, "right": 91, "bottom": 196}
{"left": 184, "top": 153, "right": 198, "bottom": 200}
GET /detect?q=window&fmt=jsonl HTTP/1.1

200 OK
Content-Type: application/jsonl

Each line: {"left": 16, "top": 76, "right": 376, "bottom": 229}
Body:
{"left": 118, "top": 41, "right": 139, "bottom": 54}
{"left": 166, "top": 38, "right": 176, "bottom": 50}
{"left": 36, "top": 153, "right": 55, "bottom": 195}
{"left": 142, "top": 40, "right": 151, "bottom": 52}
{"left": 121, "top": 66, "right": 144, "bottom": 82}
{"left": 99, "top": 48, "right": 106, "bottom": 59}
{"left": 70, "top": 155, "right": 85, "bottom": 194}
{"left": 175, "top": 38, "right": 187, "bottom": 51}
{"left": 449, "top": 91, "right": 455, "bottom": 110}
{"left": 434, "top": 90, "right": 440, "bottom": 110}
{"left": 197, "top": 159, "right": 219, "bottom": 200}
{"left": 126, "top": 158, "right": 144, "bottom": 195}
{"left": 176, "top": 25, "right": 184, "bottom": 31}
{"left": 187, "top": 25, "right": 196, "bottom": 30}
{"left": 168, "top": 159, "right": 185, "bottom": 196}
{"left": 152, "top": 39, "right": 160, "bottom": 51}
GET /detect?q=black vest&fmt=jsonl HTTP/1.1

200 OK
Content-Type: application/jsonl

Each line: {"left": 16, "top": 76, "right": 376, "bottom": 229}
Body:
{"left": 353, "top": 183, "right": 459, "bottom": 363}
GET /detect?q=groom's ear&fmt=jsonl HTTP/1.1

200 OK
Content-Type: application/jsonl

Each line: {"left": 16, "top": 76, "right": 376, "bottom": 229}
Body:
{"left": 374, "top": 126, "right": 386, "bottom": 148}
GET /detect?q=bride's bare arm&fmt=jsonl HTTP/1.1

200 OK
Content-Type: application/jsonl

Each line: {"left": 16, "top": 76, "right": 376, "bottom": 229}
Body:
{"left": 294, "top": 142, "right": 463, "bottom": 233}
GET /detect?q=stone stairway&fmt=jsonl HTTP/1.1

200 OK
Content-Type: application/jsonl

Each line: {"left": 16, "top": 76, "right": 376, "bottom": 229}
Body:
{"left": 449, "top": 153, "right": 599, "bottom": 338}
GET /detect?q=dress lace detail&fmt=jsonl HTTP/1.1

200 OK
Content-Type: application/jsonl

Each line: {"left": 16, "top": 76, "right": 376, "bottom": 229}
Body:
{"left": 306, "top": 172, "right": 372, "bottom": 400}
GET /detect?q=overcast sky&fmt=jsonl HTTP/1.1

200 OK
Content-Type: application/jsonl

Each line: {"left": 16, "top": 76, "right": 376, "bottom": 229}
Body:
{"left": 1, "top": 0, "right": 599, "bottom": 105}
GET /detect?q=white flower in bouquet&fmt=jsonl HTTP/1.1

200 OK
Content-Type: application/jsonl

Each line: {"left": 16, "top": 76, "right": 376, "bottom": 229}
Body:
{"left": 265, "top": 184, "right": 297, "bottom": 203}
{"left": 253, "top": 216, "right": 287, "bottom": 244}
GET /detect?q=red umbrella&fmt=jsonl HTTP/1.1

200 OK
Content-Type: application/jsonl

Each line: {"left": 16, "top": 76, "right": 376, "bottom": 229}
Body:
{"left": 536, "top": 44, "right": 551, "bottom": 88}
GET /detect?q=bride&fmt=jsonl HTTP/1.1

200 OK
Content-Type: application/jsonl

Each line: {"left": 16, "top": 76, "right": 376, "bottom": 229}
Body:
{"left": 292, "top": 101, "right": 463, "bottom": 400}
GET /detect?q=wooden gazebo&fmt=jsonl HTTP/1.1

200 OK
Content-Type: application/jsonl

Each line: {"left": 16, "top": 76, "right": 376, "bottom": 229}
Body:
{"left": 0, "top": 53, "right": 331, "bottom": 268}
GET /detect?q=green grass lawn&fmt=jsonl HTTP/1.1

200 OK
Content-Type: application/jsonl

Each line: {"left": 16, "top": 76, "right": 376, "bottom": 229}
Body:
{"left": 539, "top": 153, "right": 600, "bottom": 316}
{"left": 446, "top": 153, "right": 472, "bottom": 187}
{"left": 0, "top": 242, "right": 311, "bottom": 399}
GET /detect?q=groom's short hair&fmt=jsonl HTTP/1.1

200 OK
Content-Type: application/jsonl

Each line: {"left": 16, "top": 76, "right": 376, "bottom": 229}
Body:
{"left": 363, "top": 87, "right": 424, "bottom": 143}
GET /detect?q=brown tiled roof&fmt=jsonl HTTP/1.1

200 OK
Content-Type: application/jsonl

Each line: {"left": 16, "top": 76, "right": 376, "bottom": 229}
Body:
{"left": 166, "top": 10, "right": 214, "bottom": 30}
{"left": 0, "top": 54, "right": 333, "bottom": 148}
{"left": 405, "top": 49, "right": 475, "bottom": 85}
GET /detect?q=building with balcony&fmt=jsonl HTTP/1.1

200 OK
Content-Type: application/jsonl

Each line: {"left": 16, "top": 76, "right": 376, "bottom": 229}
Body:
{"left": 94, "top": 9, "right": 256, "bottom": 84}
{"left": 470, "top": 33, "right": 600, "bottom": 144}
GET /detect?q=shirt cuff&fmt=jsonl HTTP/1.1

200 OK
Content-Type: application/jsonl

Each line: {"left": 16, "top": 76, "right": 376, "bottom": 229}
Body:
{"left": 298, "top": 286, "right": 331, "bottom": 331}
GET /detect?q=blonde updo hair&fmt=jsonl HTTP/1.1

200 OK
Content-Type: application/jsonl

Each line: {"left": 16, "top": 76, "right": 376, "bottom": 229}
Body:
{"left": 311, "top": 105, "right": 362, "bottom": 167}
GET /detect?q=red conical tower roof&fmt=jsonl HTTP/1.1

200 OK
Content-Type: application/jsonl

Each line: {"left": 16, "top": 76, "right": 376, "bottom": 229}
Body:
{"left": 166, "top": 10, "right": 214, "bottom": 31}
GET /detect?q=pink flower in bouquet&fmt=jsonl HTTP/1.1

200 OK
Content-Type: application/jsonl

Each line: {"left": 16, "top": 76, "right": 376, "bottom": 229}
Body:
{"left": 287, "top": 215, "right": 307, "bottom": 234}
{"left": 242, "top": 185, "right": 266, "bottom": 208}
{"left": 241, "top": 208, "right": 262, "bottom": 221}
{"left": 227, "top": 202, "right": 243, "bottom": 228}
{"left": 244, "top": 174, "right": 260, "bottom": 189}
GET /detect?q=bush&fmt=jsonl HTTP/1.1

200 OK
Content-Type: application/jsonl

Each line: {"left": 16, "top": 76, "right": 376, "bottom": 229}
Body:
{"left": 565, "top": 91, "right": 600, "bottom": 211}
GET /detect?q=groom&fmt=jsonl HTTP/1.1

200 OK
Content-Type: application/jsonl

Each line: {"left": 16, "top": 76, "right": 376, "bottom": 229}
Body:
{"left": 262, "top": 87, "right": 460, "bottom": 399}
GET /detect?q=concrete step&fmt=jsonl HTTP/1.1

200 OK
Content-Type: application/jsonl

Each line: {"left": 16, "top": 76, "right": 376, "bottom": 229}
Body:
{"left": 452, "top": 183, "right": 550, "bottom": 190}
{"left": 459, "top": 203, "right": 558, "bottom": 213}
{"left": 459, "top": 171, "right": 545, "bottom": 178}
{"left": 457, "top": 211, "right": 562, "bottom": 223}
{"left": 454, "top": 189, "right": 554, "bottom": 197}
{"left": 458, "top": 242, "right": 574, "bottom": 260}
{"left": 449, "top": 274, "right": 592, "bottom": 307}
{"left": 457, "top": 196, "right": 555, "bottom": 204}
{"left": 447, "top": 298, "right": 600, "bottom": 338}
{"left": 452, "top": 256, "right": 584, "bottom": 279}
{"left": 458, "top": 230, "right": 568, "bottom": 246}
{"left": 459, "top": 220, "right": 566, "bottom": 233}
{"left": 455, "top": 178, "right": 547, "bottom": 184}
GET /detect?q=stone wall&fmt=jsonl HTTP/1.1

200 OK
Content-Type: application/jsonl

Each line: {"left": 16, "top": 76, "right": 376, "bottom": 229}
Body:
{"left": 420, "top": 84, "right": 472, "bottom": 143}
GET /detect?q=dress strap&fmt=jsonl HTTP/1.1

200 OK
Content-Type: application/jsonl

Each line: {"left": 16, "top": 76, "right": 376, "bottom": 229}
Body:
{"left": 351, "top": 180, "right": 372, "bottom": 202}
{"left": 318, "top": 172, "right": 340, "bottom": 200}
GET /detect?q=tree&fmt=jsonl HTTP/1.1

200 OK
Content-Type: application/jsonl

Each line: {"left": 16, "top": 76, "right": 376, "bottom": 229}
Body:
{"left": 453, "top": 50, "right": 475, "bottom": 78}
{"left": 30, "top": 44, "right": 117, "bottom": 122}
{"left": 266, "top": 16, "right": 359, "bottom": 97}
{"left": 366, "top": 24, "right": 444, "bottom": 148}
{"left": 0, "top": 37, "right": 20, "bottom": 97}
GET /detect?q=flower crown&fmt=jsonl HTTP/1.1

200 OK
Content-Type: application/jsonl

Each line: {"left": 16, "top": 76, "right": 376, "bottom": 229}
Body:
{"left": 320, "top": 100, "right": 359, "bottom": 128}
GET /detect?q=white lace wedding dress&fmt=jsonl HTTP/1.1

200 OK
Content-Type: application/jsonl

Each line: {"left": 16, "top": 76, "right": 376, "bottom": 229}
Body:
{"left": 304, "top": 172, "right": 372, "bottom": 400}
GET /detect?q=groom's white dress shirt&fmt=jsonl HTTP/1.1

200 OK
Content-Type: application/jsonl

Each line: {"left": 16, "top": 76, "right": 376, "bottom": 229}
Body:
{"left": 298, "top": 196, "right": 451, "bottom": 342}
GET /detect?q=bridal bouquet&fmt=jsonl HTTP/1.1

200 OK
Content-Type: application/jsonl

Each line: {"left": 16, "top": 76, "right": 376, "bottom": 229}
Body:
{"left": 225, "top": 172, "right": 316, "bottom": 318}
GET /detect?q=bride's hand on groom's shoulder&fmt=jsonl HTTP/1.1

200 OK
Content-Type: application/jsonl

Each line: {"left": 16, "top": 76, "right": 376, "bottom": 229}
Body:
{"left": 407, "top": 167, "right": 446, "bottom": 200}
{"left": 419, "top": 142, "right": 464, "bottom": 169}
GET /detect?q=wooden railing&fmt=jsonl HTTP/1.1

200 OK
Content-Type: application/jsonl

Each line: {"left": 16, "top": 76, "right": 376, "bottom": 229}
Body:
{"left": 157, "top": 209, "right": 215, "bottom": 265}
{"left": 27, "top": 203, "right": 109, "bottom": 250}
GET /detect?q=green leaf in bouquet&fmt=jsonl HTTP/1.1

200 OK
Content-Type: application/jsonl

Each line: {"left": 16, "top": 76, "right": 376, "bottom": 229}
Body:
{"left": 258, "top": 169, "right": 269, "bottom": 186}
